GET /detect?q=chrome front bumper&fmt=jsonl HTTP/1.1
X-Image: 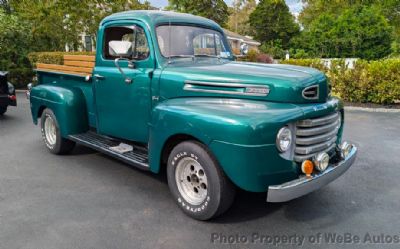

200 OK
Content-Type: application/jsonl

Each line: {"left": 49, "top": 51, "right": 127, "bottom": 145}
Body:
{"left": 267, "top": 145, "right": 357, "bottom": 202}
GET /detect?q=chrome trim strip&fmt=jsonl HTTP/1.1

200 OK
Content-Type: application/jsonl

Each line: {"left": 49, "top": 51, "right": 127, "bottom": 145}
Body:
{"left": 268, "top": 145, "right": 357, "bottom": 202}
{"left": 302, "top": 85, "right": 319, "bottom": 100}
{"left": 183, "top": 80, "right": 269, "bottom": 97}
{"left": 297, "top": 112, "right": 339, "bottom": 127}
{"left": 296, "top": 119, "right": 340, "bottom": 136}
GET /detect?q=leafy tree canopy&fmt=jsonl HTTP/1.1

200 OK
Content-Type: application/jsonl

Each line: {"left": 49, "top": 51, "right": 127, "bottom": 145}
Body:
{"left": 0, "top": 9, "right": 32, "bottom": 70}
{"left": 227, "top": 0, "right": 256, "bottom": 36}
{"left": 299, "top": 0, "right": 400, "bottom": 55}
{"left": 249, "top": 0, "right": 299, "bottom": 49}
{"left": 10, "top": 0, "right": 151, "bottom": 51}
{"left": 167, "top": 0, "right": 229, "bottom": 27}
{"left": 292, "top": 6, "right": 393, "bottom": 59}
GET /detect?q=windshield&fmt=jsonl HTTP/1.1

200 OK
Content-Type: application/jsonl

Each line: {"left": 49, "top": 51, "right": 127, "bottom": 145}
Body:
{"left": 156, "top": 25, "right": 232, "bottom": 59}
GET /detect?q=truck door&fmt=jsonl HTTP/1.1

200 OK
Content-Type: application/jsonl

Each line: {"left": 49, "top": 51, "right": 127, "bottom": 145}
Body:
{"left": 93, "top": 22, "right": 154, "bottom": 143}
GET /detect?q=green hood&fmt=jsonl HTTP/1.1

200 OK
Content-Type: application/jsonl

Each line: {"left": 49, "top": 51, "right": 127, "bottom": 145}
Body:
{"left": 159, "top": 60, "right": 329, "bottom": 103}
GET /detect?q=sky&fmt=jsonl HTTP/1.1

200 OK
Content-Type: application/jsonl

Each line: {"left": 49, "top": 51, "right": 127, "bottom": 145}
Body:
{"left": 147, "top": 0, "right": 304, "bottom": 16}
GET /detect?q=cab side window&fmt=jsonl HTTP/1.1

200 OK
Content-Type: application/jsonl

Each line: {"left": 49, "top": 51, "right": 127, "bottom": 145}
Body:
{"left": 103, "top": 25, "right": 150, "bottom": 60}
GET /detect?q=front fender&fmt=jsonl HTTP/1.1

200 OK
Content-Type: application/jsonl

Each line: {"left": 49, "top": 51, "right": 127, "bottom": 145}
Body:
{"left": 148, "top": 98, "right": 304, "bottom": 184}
{"left": 30, "top": 85, "right": 88, "bottom": 137}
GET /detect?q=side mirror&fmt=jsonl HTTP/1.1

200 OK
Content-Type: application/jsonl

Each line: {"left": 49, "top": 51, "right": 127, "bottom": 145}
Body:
{"left": 109, "top": 41, "right": 134, "bottom": 84}
{"left": 109, "top": 41, "right": 132, "bottom": 57}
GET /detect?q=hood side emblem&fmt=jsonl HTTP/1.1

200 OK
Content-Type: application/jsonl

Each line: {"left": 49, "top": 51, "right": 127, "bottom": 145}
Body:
{"left": 302, "top": 85, "right": 319, "bottom": 100}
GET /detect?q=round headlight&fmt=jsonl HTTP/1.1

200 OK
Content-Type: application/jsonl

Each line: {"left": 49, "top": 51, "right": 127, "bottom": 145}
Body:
{"left": 276, "top": 127, "right": 292, "bottom": 152}
{"left": 340, "top": 141, "right": 352, "bottom": 159}
{"left": 313, "top": 152, "right": 330, "bottom": 171}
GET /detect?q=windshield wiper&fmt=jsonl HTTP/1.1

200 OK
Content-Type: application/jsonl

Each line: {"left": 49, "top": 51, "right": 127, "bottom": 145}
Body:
{"left": 169, "top": 55, "right": 195, "bottom": 58}
{"left": 167, "top": 55, "right": 195, "bottom": 64}
{"left": 194, "top": 54, "right": 221, "bottom": 59}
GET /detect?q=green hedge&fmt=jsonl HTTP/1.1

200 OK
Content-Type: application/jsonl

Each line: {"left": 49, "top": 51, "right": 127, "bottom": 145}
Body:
{"left": 28, "top": 51, "right": 95, "bottom": 66}
{"left": 8, "top": 68, "right": 35, "bottom": 89}
{"left": 281, "top": 59, "right": 400, "bottom": 104}
{"left": 6, "top": 52, "right": 95, "bottom": 89}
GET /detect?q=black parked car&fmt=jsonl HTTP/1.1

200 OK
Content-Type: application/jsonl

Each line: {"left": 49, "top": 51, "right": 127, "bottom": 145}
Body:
{"left": 0, "top": 71, "right": 17, "bottom": 115}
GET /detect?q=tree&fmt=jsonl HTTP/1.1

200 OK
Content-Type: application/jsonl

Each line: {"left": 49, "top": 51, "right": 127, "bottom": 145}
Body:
{"left": 227, "top": 0, "right": 256, "bottom": 35}
{"left": 0, "top": 0, "right": 11, "bottom": 13}
{"left": 292, "top": 6, "right": 393, "bottom": 59}
{"left": 0, "top": 9, "right": 33, "bottom": 87}
{"left": 167, "top": 0, "right": 229, "bottom": 26}
{"left": 10, "top": 0, "right": 151, "bottom": 51}
{"left": 299, "top": 0, "right": 400, "bottom": 56}
{"left": 0, "top": 10, "right": 32, "bottom": 68}
{"left": 249, "top": 0, "right": 299, "bottom": 49}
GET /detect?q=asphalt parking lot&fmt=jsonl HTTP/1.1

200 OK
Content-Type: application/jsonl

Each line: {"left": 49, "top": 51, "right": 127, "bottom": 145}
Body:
{"left": 1, "top": 92, "right": 399, "bottom": 249}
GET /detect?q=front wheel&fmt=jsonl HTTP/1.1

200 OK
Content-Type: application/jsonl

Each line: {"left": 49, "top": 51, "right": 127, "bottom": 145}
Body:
{"left": 0, "top": 106, "right": 7, "bottom": 115}
{"left": 167, "top": 141, "right": 236, "bottom": 220}
{"left": 40, "top": 108, "right": 75, "bottom": 154}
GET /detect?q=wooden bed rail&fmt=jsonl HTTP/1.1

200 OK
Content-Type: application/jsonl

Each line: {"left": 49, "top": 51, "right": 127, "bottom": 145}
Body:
{"left": 36, "top": 55, "right": 95, "bottom": 77}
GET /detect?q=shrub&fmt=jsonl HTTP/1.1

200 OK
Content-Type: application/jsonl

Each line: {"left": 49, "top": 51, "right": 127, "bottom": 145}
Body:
{"left": 282, "top": 58, "right": 400, "bottom": 104}
{"left": 8, "top": 68, "right": 35, "bottom": 89}
{"left": 244, "top": 49, "right": 258, "bottom": 62}
{"left": 281, "top": 59, "right": 328, "bottom": 72}
{"left": 240, "top": 50, "right": 273, "bottom": 63}
{"left": 256, "top": 53, "right": 274, "bottom": 63}
{"left": 28, "top": 51, "right": 95, "bottom": 66}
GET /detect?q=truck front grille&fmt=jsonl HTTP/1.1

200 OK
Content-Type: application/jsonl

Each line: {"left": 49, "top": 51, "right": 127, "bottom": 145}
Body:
{"left": 294, "top": 112, "right": 341, "bottom": 162}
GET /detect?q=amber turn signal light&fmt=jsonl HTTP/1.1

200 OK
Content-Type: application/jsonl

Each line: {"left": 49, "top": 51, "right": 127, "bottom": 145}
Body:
{"left": 301, "top": 160, "right": 314, "bottom": 178}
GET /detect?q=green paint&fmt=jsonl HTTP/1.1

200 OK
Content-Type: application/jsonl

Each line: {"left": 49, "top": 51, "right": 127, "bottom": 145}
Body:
{"left": 29, "top": 11, "right": 345, "bottom": 192}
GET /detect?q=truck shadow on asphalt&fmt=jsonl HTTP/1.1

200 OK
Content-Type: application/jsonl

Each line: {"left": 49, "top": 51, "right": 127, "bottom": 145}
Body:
{"left": 67, "top": 144, "right": 360, "bottom": 225}
{"left": 0, "top": 113, "right": 16, "bottom": 121}
{"left": 69, "top": 144, "right": 99, "bottom": 156}
{"left": 213, "top": 188, "right": 359, "bottom": 225}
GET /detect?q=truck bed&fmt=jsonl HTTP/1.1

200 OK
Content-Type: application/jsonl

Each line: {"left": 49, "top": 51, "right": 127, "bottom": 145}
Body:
{"left": 34, "top": 55, "right": 97, "bottom": 127}
{"left": 36, "top": 55, "right": 95, "bottom": 77}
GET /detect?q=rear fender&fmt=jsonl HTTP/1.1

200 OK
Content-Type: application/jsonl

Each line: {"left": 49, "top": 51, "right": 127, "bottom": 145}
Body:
{"left": 30, "top": 85, "right": 89, "bottom": 137}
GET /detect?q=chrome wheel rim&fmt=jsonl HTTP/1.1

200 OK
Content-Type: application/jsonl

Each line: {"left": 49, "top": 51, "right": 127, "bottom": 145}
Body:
{"left": 44, "top": 115, "right": 57, "bottom": 146}
{"left": 175, "top": 157, "right": 208, "bottom": 205}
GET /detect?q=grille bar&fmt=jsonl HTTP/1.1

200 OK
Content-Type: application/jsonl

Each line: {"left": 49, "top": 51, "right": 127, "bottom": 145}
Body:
{"left": 295, "top": 136, "right": 337, "bottom": 155}
{"left": 296, "top": 127, "right": 339, "bottom": 145}
{"left": 294, "top": 112, "right": 340, "bottom": 162}
{"left": 296, "top": 119, "right": 340, "bottom": 137}
{"left": 297, "top": 112, "right": 339, "bottom": 127}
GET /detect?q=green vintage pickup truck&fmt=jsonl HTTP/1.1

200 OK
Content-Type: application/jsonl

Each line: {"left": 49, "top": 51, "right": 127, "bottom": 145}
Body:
{"left": 28, "top": 10, "right": 357, "bottom": 220}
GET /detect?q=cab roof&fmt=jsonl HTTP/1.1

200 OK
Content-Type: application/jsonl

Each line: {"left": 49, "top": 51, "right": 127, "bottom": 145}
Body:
{"left": 100, "top": 10, "right": 222, "bottom": 31}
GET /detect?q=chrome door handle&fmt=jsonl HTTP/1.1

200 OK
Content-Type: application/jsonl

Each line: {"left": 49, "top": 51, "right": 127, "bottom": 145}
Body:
{"left": 94, "top": 74, "right": 105, "bottom": 80}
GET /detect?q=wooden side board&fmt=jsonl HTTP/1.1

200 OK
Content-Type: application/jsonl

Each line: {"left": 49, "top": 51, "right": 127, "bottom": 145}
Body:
{"left": 35, "top": 55, "right": 95, "bottom": 77}
{"left": 37, "top": 63, "right": 93, "bottom": 74}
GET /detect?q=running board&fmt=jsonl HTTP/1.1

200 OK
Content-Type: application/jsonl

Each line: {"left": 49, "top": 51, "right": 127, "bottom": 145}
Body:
{"left": 68, "top": 132, "right": 149, "bottom": 170}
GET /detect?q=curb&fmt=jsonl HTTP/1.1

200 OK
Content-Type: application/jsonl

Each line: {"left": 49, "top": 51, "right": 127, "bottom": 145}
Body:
{"left": 345, "top": 106, "right": 400, "bottom": 113}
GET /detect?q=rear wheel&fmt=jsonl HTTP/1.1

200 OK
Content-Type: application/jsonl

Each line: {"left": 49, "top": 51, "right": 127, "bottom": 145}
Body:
{"left": 167, "top": 141, "right": 236, "bottom": 220}
{"left": 41, "top": 108, "right": 75, "bottom": 154}
{"left": 0, "top": 106, "right": 7, "bottom": 115}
